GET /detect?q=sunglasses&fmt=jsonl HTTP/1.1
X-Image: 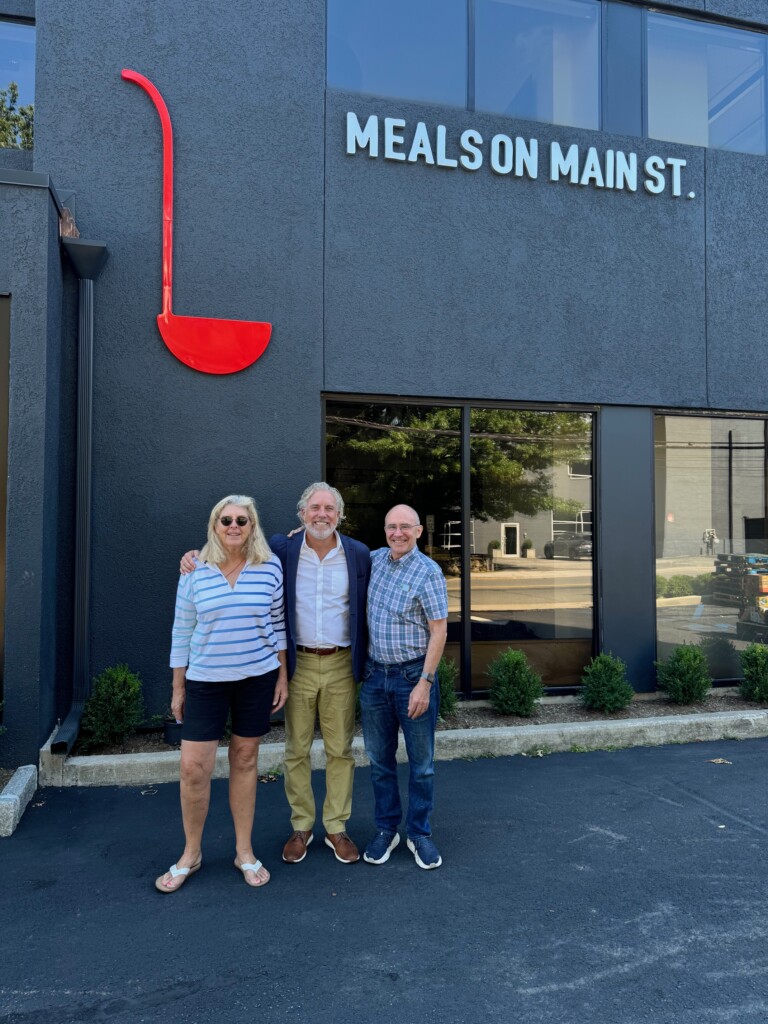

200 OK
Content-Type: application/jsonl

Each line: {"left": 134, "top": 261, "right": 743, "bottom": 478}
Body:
{"left": 219, "top": 516, "right": 250, "bottom": 527}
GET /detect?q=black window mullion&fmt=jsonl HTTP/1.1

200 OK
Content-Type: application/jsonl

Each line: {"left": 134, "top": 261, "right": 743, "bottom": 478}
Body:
{"left": 460, "top": 405, "right": 472, "bottom": 699}
{"left": 467, "top": 0, "right": 475, "bottom": 112}
{"left": 603, "top": 0, "right": 643, "bottom": 137}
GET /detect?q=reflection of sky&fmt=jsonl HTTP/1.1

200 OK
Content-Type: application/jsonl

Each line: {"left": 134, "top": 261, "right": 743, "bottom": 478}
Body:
{"left": 328, "top": 0, "right": 466, "bottom": 107}
{"left": 0, "top": 21, "right": 35, "bottom": 106}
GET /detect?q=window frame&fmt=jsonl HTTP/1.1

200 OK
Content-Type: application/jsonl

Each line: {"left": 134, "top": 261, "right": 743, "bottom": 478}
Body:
{"left": 323, "top": 391, "right": 598, "bottom": 697}
{"left": 327, "top": 0, "right": 768, "bottom": 156}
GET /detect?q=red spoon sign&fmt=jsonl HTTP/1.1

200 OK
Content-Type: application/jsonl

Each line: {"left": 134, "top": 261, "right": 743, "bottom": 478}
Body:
{"left": 122, "top": 69, "right": 272, "bottom": 374}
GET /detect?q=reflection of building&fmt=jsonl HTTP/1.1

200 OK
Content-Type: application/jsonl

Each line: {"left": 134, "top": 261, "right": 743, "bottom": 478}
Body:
{"left": 3, "top": 0, "right": 768, "bottom": 764}
{"left": 656, "top": 418, "right": 768, "bottom": 558}
{"left": 471, "top": 463, "right": 592, "bottom": 558}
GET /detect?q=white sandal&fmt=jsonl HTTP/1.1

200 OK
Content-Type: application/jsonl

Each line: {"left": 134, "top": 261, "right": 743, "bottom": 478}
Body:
{"left": 154, "top": 860, "right": 201, "bottom": 893}
{"left": 234, "top": 858, "right": 270, "bottom": 888}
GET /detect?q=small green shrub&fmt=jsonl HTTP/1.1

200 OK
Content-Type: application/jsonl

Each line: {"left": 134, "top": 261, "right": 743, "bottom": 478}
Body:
{"left": 487, "top": 649, "right": 543, "bottom": 717}
{"left": 699, "top": 636, "right": 738, "bottom": 679}
{"left": 80, "top": 663, "right": 144, "bottom": 750}
{"left": 665, "top": 575, "right": 695, "bottom": 598}
{"left": 656, "top": 645, "right": 711, "bottom": 704}
{"left": 740, "top": 643, "right": 768, "bottom": 703}
{"left": 437, "top": 655, "right": 459, "bottom": 719}
{"left": 580, "top": 653, "right": 634, "bottom": 712}
{"left": 693, "top": 573, "right": 715, "bottom": 596}
{"left": 656, "top": 576, "right": 668, "bottom": 598}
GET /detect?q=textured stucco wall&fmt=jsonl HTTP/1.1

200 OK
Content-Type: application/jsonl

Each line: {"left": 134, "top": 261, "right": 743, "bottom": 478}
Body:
{"left": 33, "top": 0, "right": 326, "bottom": 712}
{"left": 705, "top": 149, "right": 768, "bottom": 412}
{"left": 0, "top": 184, "right": 69, "bottom": 765}
{"left": 325, "top": 94, "right": 706, "bottom": 406}
{"left": 0, "top": 149, "right": 33, "bottom": 171}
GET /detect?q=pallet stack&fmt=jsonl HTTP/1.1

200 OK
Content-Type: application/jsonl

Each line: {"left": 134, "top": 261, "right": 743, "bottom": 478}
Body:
{"left": 712, "top": 553, "right": 768, "bottom": 605}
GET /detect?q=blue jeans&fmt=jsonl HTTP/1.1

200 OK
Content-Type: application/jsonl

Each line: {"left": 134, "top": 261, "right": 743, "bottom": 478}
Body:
{"left": 360, "top": 656, "right": 438, "bottom": 840}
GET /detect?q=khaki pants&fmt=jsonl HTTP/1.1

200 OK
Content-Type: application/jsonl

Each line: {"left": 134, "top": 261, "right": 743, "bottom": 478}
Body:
{"left": 284, "top": 648, "right": 356, "bottom": 834}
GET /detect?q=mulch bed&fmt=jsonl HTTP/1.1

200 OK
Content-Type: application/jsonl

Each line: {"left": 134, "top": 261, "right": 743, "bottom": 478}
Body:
{"left": 65, "top": 692, "right": 764, "bottom": 757}
{"left": 0, "top": 767, "right": 13, "bottom": 790}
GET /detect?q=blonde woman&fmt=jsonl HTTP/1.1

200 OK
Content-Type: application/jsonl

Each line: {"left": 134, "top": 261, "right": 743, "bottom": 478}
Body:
{"left": 156, "top": 495, "right": 287, "bottom": 893}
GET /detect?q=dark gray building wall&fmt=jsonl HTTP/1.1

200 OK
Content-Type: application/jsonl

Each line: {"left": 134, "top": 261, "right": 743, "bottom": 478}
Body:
{"left": 705, "top": 149, "right": 768, "bottom": 412}
{"left": 324, "top": 94, "right": 707, "bottom": 406}
{"left": 33, "top": 0, "right": 326, "bottom": 714}
{"left": 704, "top": 1, "right": 768, "bottom": 25}
{"left": 0, "top": 149, "right": 33, "bottom": 171}
{"left": 0, "top": 1, "right": 33, "bottom": 18}
{"left": 598, "top": 407, "right": 656, "bottom": 690}
{"left": 0, "top": 182, "right": 67, "bottom": 765}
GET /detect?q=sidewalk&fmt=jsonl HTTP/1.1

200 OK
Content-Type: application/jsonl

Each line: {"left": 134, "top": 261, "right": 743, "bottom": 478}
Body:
{"left": 4, "top": 696, "right": 767, "bottom": 834}
{"left": 35, "top": 697, "right": 768, "bottom": 788}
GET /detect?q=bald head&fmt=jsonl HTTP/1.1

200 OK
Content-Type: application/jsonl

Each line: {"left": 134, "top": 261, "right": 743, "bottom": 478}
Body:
{"left": 384, "top": 504, "right": 423, "bottom": 559}
{"left": 386, "top": 504, "right": 420, "bottom": 526}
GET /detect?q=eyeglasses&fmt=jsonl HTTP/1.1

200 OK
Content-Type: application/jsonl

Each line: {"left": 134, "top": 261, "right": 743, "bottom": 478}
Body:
{"left": 219, "top": 516, "right": 250, "bottom": 527}
{"left": 385, "top": 523, "right": 420, "bottom": 533}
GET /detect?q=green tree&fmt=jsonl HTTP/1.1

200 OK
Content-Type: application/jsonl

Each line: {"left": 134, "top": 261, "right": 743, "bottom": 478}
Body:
{"left": 326, "top": 403, "right": 590, "bottom": 547}
{"left": 0, "top": 82, "right": 34, "bottom": 150}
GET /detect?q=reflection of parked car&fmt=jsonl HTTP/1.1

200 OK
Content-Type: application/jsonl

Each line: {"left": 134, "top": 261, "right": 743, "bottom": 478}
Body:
{"left": 543, "top": 533, "right": 592, "bottom": 560}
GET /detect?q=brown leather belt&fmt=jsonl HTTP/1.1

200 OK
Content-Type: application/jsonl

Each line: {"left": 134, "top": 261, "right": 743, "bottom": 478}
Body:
{"left": 296, "top": 645, "right": 346, "bottom": 656}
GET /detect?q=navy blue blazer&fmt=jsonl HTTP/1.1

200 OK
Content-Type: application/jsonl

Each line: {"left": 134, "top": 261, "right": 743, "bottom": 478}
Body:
{"left": 268, "top": 531, "right": 371, "bottom": 682}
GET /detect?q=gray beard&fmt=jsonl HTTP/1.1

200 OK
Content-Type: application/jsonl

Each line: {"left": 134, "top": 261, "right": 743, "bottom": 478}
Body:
{"left": 305, "top": 523, "right": 335, "bottom": 541}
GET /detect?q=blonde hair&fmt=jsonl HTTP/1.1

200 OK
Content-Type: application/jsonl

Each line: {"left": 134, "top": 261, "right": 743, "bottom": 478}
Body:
{"left": 199, "top": 494, "right": 272, "bottom": 566}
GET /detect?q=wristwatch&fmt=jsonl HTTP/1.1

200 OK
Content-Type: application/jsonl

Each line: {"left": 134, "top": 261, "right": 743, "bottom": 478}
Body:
{"left": 420, "top": 672, "right": 435, "bottom": 686}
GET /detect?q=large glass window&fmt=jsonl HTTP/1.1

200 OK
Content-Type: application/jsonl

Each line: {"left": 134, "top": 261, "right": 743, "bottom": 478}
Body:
{"left": 0, "top": 18, "right": 34, "bottom": 150}
{"left": 469, "top": 409, "right": 593, "bottom": 689}
{"left": 325, "top": 402, "right": 463, "bottom": 667}
{"left": 329, "top": 2, "right": 768, "bottom": 157}
{"left": 326, "top": 400, "right": 594, "bottom": 691}
{"left": 475, "top": 0, "right": 600, "bottom": 129}
{"left": 327, "top": 0, "right": 467, "bottom": 107}
{"left": 647, "top": 13, "right": 767, "bottom": 155}
{"left": 655, "top": 416, "right": 768, "bottom": 680}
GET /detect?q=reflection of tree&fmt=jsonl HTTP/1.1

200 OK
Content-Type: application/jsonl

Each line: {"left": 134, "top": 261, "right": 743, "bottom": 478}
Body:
{"left": 470, "top": 408, "right": 590, "bottom": 521}
{"left": 326, "top": 404, "right": 591, "bottom": 548}
{"left": 0, "top": 82, "right": 33, "bottom": 150}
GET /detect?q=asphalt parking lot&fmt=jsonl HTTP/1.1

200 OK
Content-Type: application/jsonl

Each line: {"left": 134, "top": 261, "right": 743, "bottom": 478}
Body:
{"left": 2, "top": 738, "right": 768, "bottom": 1024}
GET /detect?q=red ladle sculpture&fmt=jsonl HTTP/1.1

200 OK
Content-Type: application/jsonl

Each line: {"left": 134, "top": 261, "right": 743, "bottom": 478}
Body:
{"left": 122, "top": 69, "right": 272, "bottom": 374}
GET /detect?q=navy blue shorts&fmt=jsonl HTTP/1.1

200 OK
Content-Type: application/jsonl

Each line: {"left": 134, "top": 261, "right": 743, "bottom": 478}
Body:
{"left": 181, "top": 669, "right": 279, "bottom": 742}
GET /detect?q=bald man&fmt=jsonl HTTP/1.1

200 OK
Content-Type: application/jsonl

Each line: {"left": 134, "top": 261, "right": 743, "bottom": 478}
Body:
{"left": 360, "top": 505, "right": 448, "bottom": 870}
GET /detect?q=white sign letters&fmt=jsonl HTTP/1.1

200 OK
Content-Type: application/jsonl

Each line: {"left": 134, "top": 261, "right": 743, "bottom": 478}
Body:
{"left": 346, "top": 112, "right": 690, "bottom": 198}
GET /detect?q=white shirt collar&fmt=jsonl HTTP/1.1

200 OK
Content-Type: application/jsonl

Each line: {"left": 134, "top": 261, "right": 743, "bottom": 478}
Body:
{"left": 301, "top": 529, "right": 343, "bottom": 558}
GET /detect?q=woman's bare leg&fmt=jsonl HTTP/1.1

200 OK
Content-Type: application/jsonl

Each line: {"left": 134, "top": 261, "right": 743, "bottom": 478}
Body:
{"left": 229, "top": 734, "right": 269, "bottom": 886}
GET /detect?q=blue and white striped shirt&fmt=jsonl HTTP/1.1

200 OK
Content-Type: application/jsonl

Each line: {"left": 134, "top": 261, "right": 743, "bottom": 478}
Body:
{"left": 170, "top": 556, "right": 287, "bottom": 682}
{"left": 367, "top": 547, "right": 448, "bottom": 664}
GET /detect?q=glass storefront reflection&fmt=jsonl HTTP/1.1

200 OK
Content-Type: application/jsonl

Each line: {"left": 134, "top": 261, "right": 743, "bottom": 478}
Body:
{"left": 326, "top": 402, "right": 595, "bottom": 691}
{"left": 469, "top": 409, "right": 594, "bottom": 688}
{"left": 655, "top": 416, "right": 768, "bottom": 680}
{"left": 325, "top": 402, "right": 462, "bottom": 666}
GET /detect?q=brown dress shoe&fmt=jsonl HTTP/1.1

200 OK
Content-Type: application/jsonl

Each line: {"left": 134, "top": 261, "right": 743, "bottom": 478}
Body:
{"left": 324, "top": 831, "right": 360, "bottom": 863}
{"left": 282, "top": 830, "right": 313, "bottom": 863}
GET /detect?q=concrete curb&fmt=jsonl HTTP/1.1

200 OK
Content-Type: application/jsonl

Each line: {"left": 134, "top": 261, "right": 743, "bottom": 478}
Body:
{"left": 0, "top": 765, "right": 38, "bottom": 836}
{"left": 38, "top": 709, "right": 768, "bottom": 788}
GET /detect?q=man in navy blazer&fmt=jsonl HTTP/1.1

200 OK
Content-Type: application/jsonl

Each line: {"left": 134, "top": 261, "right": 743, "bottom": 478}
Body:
{"left": 269, "top": 482, "right": 370, "bottom": 865}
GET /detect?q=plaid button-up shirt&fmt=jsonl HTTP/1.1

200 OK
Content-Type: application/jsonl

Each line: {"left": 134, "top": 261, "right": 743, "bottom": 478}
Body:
{"left": 367, "top": 546, "right": 448, "bottom": 664}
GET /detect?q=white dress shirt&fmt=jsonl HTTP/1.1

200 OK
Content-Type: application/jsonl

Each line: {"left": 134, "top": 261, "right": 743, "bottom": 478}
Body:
{"left": 295, "top": 531, "right": 351, "bottom": 648}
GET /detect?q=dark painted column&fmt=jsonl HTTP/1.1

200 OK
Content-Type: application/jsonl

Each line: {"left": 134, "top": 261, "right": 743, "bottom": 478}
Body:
{"left": 597, "top": 407, "right": 657, "bottom": 692}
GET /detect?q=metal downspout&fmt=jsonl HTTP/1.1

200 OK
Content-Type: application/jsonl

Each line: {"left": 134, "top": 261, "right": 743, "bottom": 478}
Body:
{"left": 51, "top": 239, "right": 108, "bottom": 754}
